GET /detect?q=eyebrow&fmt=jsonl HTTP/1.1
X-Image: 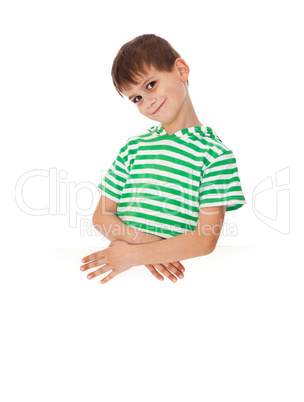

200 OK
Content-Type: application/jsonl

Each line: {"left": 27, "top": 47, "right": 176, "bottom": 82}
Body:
{"left": 128, "top": 77, "right": 155, "bottom": 100}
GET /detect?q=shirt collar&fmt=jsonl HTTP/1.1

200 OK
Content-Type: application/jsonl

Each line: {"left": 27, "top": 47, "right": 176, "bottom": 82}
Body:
{"left": 155, "top": 123, "right": 221, "bottom": 141}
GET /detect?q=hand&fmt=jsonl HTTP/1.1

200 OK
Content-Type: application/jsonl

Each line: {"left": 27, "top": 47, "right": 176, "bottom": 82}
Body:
{"left": 144, "top": 261, "right": 185, "bottom": 283}
{"left": 80, "top": 240, "right": 134, "bottom": 285}
{"left": 109, "top": 240, "right": 186, "bottom": 283}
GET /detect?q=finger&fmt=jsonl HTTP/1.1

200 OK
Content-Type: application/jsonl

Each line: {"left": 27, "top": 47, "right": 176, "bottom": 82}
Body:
{"left": 162, "top": 263, "right": 184, "bottom": 280}
{"left": 80, "top": 257, "right": 106, "bottom": 271}
{"left": 100, "top": 271, "right": 117, "bottom": 285}
{"left": 87, "top": 264, "right": 111, "bottom": 280}
{"left": 81, "top": 250, "right": 105, "bottom": 263}
{"left": 171, "top": 261, "right": 185, "bottom": 273}
{"left": 153, "top": 264, "right": 178, "bottom": 283}
{"left": 144, "top": 264, "right": 164, "bottom": 281}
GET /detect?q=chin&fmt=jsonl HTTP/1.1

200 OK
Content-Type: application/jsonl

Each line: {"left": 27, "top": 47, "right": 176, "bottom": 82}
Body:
{"left": 147, "top": 115, "right": 162, "bottom": 124}
{"left": 158, "top": 117, "right": 174, "bottom": 126}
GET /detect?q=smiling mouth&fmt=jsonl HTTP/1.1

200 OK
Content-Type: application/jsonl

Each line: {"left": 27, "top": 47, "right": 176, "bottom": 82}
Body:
{"left": 152, "top": 100, "right": 166, "bottom": 114}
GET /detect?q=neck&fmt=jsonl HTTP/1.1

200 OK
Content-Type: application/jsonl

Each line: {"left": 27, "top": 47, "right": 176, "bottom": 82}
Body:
{"left": 161, "top": 92, "right": 203, "bottom": 136}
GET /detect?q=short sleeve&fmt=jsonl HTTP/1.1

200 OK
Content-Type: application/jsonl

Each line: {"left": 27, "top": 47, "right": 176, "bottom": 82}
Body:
{"left": 199, "top": 150, "right": 246, "bottom": 212}
{"left": 98, "top": 145, "right": 130, "bottom": 203}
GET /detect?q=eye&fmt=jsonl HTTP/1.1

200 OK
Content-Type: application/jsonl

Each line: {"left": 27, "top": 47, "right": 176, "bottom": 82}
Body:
{"left": 132, "top": 81, "right": 156, "bottom": 104}
{"left": 147, "top": 81, "right": 156, "bottom": 89}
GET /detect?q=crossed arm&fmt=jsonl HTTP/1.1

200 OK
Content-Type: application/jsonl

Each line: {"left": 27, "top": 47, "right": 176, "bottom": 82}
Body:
{"left": 80, "top": 195, "right": 226, "bottom": 284}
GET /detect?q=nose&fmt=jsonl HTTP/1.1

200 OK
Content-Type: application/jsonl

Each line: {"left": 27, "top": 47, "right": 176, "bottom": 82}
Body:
{"left": 148, "top": 97, "right": 157, "bottom": 112}
{"left": 150, "top": 97, "right": 156, "bottom": 106}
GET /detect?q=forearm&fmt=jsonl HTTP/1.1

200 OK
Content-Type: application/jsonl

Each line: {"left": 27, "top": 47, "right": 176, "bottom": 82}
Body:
{"left": 92, "top": 213, "right": 163, "bottom": 244}
{"left": 130, "top": 230, "right": 214, "bottom": 266}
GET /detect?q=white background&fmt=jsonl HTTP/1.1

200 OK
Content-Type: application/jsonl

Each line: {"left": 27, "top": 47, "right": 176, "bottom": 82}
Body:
{"left": 1, "top": 1, "right": 303, "bottom": 401}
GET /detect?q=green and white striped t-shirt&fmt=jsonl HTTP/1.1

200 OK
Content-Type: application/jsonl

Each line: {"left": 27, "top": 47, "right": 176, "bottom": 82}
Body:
{"left": 98, "top": 124, "right": 246, "bottom": 238}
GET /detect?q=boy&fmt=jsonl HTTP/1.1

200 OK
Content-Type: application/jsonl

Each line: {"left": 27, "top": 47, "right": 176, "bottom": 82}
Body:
{"left": 80, "top": 34, "right": 246, "bottom": 285}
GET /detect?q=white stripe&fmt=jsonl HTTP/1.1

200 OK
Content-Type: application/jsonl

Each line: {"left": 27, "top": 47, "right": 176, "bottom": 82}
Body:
{"left": 109, "top": 161, "right": 129, "bottom": 179}
{"left": 99, "top": 188, "right": 120, "bottom": 203}
{"left": 126, "top": 176, "right": 199, "bottom": 194}
{"left": 138, "top": 137, "right": 223, "bottom": 162}
{"left": 99, "top": 125, "right": 245, "bottom": 237}
{"left": 200, "top": 191, "right": 245, "bottom": 201}
{"left": 199, "top": 200, "right": 246, "bottom": 208}
{"left": 205, "top": 162, "right": 237, "bottom": 174}
{"left": 118, "top": 205, "right": 198, "bottom": 226}
{"left": 132, "top": 167, "right": 199, "bottom": 187}
{"left": 201, "top": 180, "right": 242, "bottom": 191}
{"left": 118, "top": 196, "right": 200, "bottom": 218}
{"left": 101, "top": 180, "right": 123, "bottom": 198}
{"left": 103, "top": 173, "right": 125, "bottom": 188}
{"left": 201, "top": 171, "right": 241, "bottom": 185}
{"left": 121, "top": 187, "right": 199, "bottom": 206}
{"left": 119, "top": 215, "right": 194, "bottom": 234}
{"left": 134, "top": 150, "right": 201, "bottom": 177}
{"left": 135, "top": 150, "right": 202, "bottom": 170}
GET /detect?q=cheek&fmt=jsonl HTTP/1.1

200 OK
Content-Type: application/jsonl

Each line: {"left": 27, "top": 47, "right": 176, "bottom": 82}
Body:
{"left": 138, "top": 104, "right": 145, "bottom": 115}
{"left": 172, "top": 85, "right": 186, "bottom": 102}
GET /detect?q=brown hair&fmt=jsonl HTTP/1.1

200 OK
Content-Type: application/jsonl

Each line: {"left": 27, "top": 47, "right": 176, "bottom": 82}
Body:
{"left": 111, "top": 34, "right": 187, "bottom": 97}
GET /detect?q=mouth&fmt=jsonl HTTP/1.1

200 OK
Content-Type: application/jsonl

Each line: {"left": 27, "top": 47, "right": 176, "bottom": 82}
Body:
{"left": 152, "top": 100, "right": 166, "bottom": 114}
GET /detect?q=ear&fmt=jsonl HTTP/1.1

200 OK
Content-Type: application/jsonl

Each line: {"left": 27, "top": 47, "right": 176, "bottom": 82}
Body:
{"left": 174, "top": 58, "right": 190, "bottom": 82}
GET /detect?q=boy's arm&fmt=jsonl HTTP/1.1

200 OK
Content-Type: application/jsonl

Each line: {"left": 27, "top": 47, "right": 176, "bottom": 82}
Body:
{"left": 92, "top": 195, "right": 185, "bottom": 282}
{"left": 92, "top": 195, "right": 163, "bottom": 245}
{"left": 80, "top": 206, "right": 226, "bottom": 283}
{"left": 81, "top": 205, "right": 225, "bottom": 284}
{"left": 130, "top": 206, "right": 226, "bottom": 265}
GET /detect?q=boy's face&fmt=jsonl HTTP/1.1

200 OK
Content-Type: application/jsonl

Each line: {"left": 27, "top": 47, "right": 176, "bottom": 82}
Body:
{"left": 121, "top": 59, "right": 189, "bottom": 126}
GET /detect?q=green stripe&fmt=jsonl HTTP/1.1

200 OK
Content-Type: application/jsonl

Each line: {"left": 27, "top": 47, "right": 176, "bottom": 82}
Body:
{"left": 116, "top": 211, "right": 195, "bottom": 231}
{"left": 131, "top": 163, "right": 201, "bottom": 181}
{"left": 202, "top": 176, "right": 241, "bottom": 186}
{"left": 121, "top": 183, "right": 199, "bottom": 203}
{"left": 134, "top": 153, "right": 202, "bottom": 172}
{"left": 210, "top": 156, "right": 236, "bottom": 168}
{"left": 112, "top": 160, "right": 128, "bottom": 176}
{"left": 104, "top": 175, "right": 125, "bottom": 192}
{"left": 119, "top": 192, "right": 199, "bottom": 212}
{"left": 98, "top": 183, "right": 120, "bottom": 200}
{"left": 227, "top": 203, "right": 245, "bottom": 211}
{"left": 122, "top": 220, "right": 194, "bottom": 238}
{"left": 138, "top": 133, "right": 227, "bottom": 154}
{"left": 138, "top": 142, "right": 202, "bottom": 161}
{"left": 201, "top": 195, "right": 246, "bottom": 204}
{"left": 127, "top": 172, "right": 199, "bottom": 189}
{"left": 98, "top": 125, "right": 246, "bottom": 238}
{"left": 200, "top": 185, "right": 243, "bottom": 195}
{"left": 204, "top": 167, "right": 239, "bottom": 178}
{"left": 117, "top": 201, "right": 198, "bottom": 222}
